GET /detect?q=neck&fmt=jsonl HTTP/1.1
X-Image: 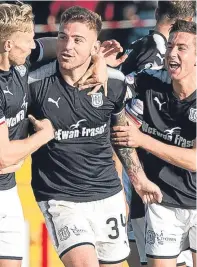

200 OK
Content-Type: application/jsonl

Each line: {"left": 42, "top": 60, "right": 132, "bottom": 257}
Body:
{"left": 0, "top": 53, "right": 11, "bottom": 71}
{"left": 59, "top": 57, "right": 91, "bottom": 87}
{"left": 154, "top": 22, "right": 171, "bottom": 40}
{"left": 172, "top": 75, "right": 196, "bottom": 100}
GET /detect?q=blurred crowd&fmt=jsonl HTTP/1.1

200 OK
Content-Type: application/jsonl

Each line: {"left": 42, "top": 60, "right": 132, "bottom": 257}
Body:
{"left": 27, "top": 0, "right": 157, "bottom": 49}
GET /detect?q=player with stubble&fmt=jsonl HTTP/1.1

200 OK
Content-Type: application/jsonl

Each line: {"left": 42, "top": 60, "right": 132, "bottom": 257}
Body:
{"left": 28, "top": 6, "right": 162, "bottom": 267}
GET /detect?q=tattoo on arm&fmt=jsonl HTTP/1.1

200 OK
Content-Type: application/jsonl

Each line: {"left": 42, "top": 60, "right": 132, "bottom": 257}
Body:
{"left": 111, "top": 109, "right": 143, "bottom": 184}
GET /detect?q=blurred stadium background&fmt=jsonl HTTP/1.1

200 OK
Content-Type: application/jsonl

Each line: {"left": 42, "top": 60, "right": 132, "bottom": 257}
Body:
{"left": 14, "top": 1, "right": 158, "bottom": 266}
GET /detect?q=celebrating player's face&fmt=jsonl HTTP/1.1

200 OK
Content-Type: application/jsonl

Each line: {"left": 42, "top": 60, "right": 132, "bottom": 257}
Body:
{"left": 8, "top": 22, "right": 35, "bottom": 66}
{"left": 57, "top": 22, "right": 98, "bottom": 70}
{"left": 165, "top": 32, "right": 196, "bottom": 81}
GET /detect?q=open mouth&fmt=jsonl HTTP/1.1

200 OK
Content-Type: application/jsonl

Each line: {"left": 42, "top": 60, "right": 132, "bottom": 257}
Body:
{"left": 62, "top": 53, "right": 72, "bottom": 57}
{"left": 168, "top": 61, "right": 181, "bottom": 71}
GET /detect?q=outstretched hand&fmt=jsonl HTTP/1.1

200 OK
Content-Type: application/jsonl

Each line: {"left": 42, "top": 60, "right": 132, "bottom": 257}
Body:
{"left": 100, "top": 40, "right": 128, "bottom": 67}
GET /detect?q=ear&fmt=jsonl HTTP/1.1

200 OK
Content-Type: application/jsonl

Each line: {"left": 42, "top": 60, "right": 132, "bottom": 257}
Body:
{"left": 4, "top": 39, "right": 13, "bottom": 52}
{"left": 184, "top": 17, "right": 193, "bottom": 22}
{"left": 91, "top": 40, "right": 101, "bottom": 56}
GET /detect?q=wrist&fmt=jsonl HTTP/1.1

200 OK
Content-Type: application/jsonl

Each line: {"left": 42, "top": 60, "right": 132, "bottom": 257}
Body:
{"left": 138, "top": 131, "right": 148, "bottom": 148}
{"left": 91, "top": 54, "right": 105, "bottom": 62}
{"left": 37, "top": 130, "right": 53, "bottom": 145}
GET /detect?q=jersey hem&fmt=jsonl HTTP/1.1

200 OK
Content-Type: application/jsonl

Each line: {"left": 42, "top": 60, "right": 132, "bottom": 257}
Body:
{"left": 34, "top": 186, "right": 122, "bottom": 203}
{"left": 161, "top": 201, "right": 196, "bottom": 210}
{"left": 0, "top": 181, "right": 16, "bottom": 191}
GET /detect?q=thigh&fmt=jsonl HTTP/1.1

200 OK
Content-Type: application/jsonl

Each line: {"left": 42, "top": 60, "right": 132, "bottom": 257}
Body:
{"left": 145, "top": 204, "right": 186, "bottom": 259}
{"left": 100, "top": 263, "right": 124, "bottom": 267}
{"left": 0, "top": 260, "right": 21, "bottom": 267}
{"left": 0, "top": 187, "right": 24, "bottom": 260}
{"left": 92, "top": 191, "right": 130, "bottom": 264}
{"left": 131, "top": 217, "right": 147, "bottom": 265}
{"left": 61, "top": 244, "right": 99, "bottom": 267}
{"left": 192, "top": 251, "right": 196, "bottom": 267}
{"left": 38, "top": 199, "right": 96, "bottom": 259}
{"left": 148, "top": 258, "right": 177, "bottom": 267}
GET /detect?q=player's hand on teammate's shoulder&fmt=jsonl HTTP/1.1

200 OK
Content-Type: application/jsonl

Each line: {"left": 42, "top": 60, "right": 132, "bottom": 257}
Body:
{"left": 28, "top": 115, "right": 55, "bottom": 141}
{"left": 100, "top": 39, "right": 128, "bottom": 67}
{"left": 77, "top": 53, "right": 108, "bottom": 96}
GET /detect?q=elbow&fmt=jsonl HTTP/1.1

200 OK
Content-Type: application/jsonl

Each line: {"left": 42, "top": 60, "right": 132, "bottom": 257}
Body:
{"left": 188, "top": 164, "right": 197, "bottom": 172}
{"left": 186, "top": 159, "right": 197, "bottom": 172}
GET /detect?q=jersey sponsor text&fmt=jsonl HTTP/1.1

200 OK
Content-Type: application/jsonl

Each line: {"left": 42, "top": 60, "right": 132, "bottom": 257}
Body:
{"left": 55, "top": 123, "right": 107, "bottom": 141}
{"left": 6, "top": 110, "right": 25, "bottom": 127}
{"left": 142, "top": 121, "right": 195, "bottom": 148}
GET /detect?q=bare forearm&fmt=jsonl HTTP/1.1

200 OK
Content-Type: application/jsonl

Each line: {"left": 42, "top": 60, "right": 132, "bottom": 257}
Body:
{"left": 112, "top": 109, "right": 147, "bottom": 185}
{"left": 0, "top": 131, "right": 48, "bottom": 168}
{"left": 140, "top": 134, "right": 196, "bottom": 172}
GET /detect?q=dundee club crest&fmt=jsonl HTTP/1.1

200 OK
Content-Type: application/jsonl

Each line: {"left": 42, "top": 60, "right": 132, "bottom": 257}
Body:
{"left": 189, "top": 108, "right": 197, "bottom": 122}
{"left": 91, "top": 92, "right": 103, "bottom": 108}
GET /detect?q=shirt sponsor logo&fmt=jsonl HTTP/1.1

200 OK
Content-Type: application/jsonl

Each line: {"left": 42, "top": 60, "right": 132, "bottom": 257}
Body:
{"left": 6, "top": 110, "right": 25, "bottom": 127}
{"left": 142, "top": 121, "right": 195, "bottom": 148}
{"left": 91, "top": 92, "right": 103, "bottom": 108}
{"left": 55, "top": 119, "right": 107, "bottom": 141}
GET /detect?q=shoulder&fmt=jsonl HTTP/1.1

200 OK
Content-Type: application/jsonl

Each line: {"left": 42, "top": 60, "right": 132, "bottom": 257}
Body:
{"left": 125, "top": 68, "right": 171, "bottom": 95}
{"left": 29, "top": 61, "right": 58, "bottom": 99}
{"left": 127, "top": 35, "right": 147, "bottom": 51}
{"left": 28, "top": 60, "right": 57, "bottom": 84}
{"left": 107, "top": 68, "right": 126, "bottom": 92}
{"left": 128, "top": 68, "right": 170, "bottom": 85}
{"left": 107, "top": 67, "right": 125, "bottom": 82}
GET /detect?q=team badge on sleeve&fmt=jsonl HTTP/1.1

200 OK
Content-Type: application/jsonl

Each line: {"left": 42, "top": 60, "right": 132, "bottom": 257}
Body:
{"left": 125, "top": 73, "right": 135, "bottom": 85}
{"left": 189, "top": 108, "right": 197, "bottom": 122}
{"left": 91, "top": 93, "right": 103, "bottom": 108}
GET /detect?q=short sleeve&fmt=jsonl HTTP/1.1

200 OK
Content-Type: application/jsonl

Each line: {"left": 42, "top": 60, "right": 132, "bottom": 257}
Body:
{"left": 28, "top": 80, "right": 43, "bottom": 113}
{"left": 107, "top": 79, "right": 127, "bottom": 114}
{"left": 121, "top": 41, "right": 139, "bottom": 75}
